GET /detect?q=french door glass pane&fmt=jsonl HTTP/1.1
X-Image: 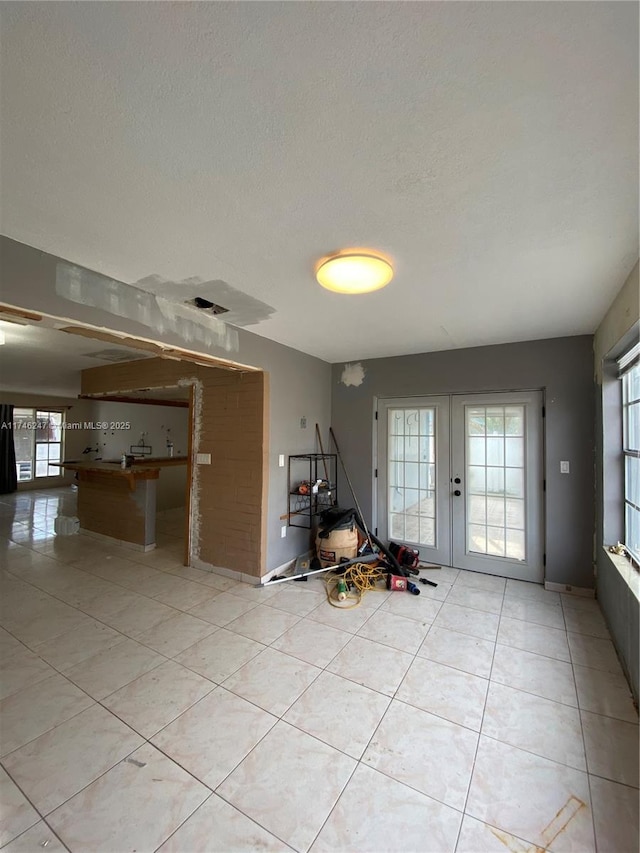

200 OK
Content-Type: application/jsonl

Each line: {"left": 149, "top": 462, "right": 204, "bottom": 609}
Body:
{"left": 390, "top": 513, "right": 405, "bottom": 539}
{"left": 469, "top": 437, "right": 485, "bottom": 465}
{"left": 465, "top": 404, "right": 526, "bottom": 560}
{"left": 389, "top": 436, "right": 405, "bottom": 461}
{"left": 388, "top": 407, "right": 437, "bottom": 547}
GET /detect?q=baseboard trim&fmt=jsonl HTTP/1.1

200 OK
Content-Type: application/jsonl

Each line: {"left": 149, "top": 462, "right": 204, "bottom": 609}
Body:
{"left": 190, "top": 556, "right": 308, "bottom": 587}
{"left": 544, "top": 581, "right": 595, "bottom": 598}
{"left": 80, "top": 528, "right": 155, "bottom": 552}
{"left": 260, "top": 559, "right": 296, "bottom": 585}
{"left": 190, "top": 557, "right": 266, "bottom": 587}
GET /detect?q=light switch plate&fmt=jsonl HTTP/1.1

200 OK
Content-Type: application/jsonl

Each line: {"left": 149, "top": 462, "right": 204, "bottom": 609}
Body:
{"left": 560, "top": 460, "right": 570, "bottom": 474}
{"left": 278, "top": 454, "right": 285, "bottom": 467}
{"left": 196, "top": 452, "right": 211, "bottom": 465}
{"left": 281, "top": 525, "right": 287, "bottom": 538}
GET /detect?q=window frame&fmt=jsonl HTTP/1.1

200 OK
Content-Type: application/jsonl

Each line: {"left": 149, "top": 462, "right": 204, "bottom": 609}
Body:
{"left": 620, "top": 343, "right": 640, "bottom": 567}
{"left": 13, "top": 407, "right": 65, "bottom": 482}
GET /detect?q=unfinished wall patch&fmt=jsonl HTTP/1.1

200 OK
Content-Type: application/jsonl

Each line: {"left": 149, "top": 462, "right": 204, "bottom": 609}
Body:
{"left": 340, "top": 362, "right": 366, "bottom": 387}
{"left": 179, "top": 377, "right": 203, "bottom": 561}
{"left": 56, "top": 263, "right": 239, "bottom": 352}
{"left": 135, "top": 275, "right": 275, "bottom": 328}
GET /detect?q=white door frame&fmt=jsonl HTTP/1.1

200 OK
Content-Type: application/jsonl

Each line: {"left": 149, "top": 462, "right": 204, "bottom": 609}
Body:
{"left": 451, "top": 391, "right": 544, "bottom": 582}
{"left": 374, "top": 390, "right": 545, "bottom": 582}
{"left": 376, "top": 396, "right": 451, "bottom": 566}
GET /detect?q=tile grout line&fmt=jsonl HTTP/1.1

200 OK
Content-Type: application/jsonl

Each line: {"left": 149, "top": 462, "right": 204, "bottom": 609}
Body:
{"left": 308, "top": 578, "right": 463, "bottom": 847}
{"left": 452, "top": 578, "right": 506, "bottom": 852}
{"left": 2, "top": 813, "right": 71, "bottom": 853}
{"left": 196, "top": 584, "right": 440, "bottom": 850}
{"left": 3, "top": 489, "right": 634, "bottom": 852}
{"left": 562, "top": 594, "right": 600, "bottom": 852}
{"left": 2, "top": 577, "right": 224, "bottom": 851}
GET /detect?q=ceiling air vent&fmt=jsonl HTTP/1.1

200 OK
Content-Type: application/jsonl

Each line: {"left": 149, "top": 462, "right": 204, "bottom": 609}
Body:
{"left": 85, "top": 349, "right": 150, "bottom": 362}
{"left": 190, "top": 297, "right": 229, "bottom": 316}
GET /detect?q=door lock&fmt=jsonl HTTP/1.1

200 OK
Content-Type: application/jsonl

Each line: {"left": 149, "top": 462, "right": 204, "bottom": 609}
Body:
{"left": 453, "top": 489, "right": 461, "bottom": 497}
{"left": 454, "top": 477, "right": 461, "bottom": 484}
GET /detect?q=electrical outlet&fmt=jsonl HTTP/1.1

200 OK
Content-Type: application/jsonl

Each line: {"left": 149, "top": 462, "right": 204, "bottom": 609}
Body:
{"left": 560, "top": 461, "right": 570, "bottom": 474}
{"left": 300, "top": 417, "right": 307, "bottom": 429}
{"left": 196, "top": 452, "right": 211, "bottom": 465}
{"left": 281, "top": 525, "right": 287, "bottom": 538}
{"left": 278, "top": 454, "right": 285, "bottom": 467}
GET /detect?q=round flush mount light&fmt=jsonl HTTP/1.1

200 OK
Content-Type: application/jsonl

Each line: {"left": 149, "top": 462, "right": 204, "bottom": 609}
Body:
{"left": 315, "top": 249, "right": 393, "bottom": 294}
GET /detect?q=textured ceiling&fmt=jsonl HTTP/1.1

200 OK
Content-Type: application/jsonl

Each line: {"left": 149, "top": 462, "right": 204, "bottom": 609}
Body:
{"left": 0, "top": 321, "right": 149, "bottom": 397}
{"left": 0, "top": 2, "right": 637, "bottom": 362}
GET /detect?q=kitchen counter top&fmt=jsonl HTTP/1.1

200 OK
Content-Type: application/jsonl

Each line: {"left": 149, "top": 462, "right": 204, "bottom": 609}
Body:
{"left": 126, "top": 456, "right": 188, "bottom": 467}
{"left": 56, "top": 456, "right": 188, "bottom": 472}
{"left": 55, "top": 460, "right": 161, "bottom": 476}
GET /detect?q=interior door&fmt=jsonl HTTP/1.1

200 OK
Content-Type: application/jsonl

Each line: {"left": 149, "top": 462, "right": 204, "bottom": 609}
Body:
{"left": 377, "top": 391, "right": 544, "bottom": 582}
{"left": 376, "top": 397, "right": 451, "bottom": 566}
{"left": 451, "top": 392, "right": 544, "bottom": 582}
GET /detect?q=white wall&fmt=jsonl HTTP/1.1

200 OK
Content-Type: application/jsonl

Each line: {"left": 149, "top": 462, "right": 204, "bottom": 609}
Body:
{"left": 91, "top": 399, "right": 189, "bottom": 461}
{"left": 92, "top": 399, "right": 189, "bottom": 511}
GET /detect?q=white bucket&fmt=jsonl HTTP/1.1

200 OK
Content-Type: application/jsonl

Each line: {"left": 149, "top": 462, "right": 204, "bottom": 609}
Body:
{"left": 54, "top": 516, "right": 80, "bottom": 536}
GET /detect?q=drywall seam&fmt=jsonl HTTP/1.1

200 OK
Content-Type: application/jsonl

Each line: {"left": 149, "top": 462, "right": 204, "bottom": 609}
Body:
{"left": 179, "top": 376, "right": 203, "bottom": 560}
{"left": 55, "top": 262, "right": 239, "bottom": 352}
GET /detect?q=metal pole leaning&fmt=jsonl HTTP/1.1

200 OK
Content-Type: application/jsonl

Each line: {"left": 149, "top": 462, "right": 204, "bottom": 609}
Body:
{"left": 261, "top": 552, "right": 378, "bottom": 586}
{"left": 329, "top": 426, "right": 374, "bottom": 551}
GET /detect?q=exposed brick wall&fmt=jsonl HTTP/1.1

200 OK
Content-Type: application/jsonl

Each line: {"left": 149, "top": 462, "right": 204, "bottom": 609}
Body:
{"left": 81, "top": 358, "right": 268, "bottom": 576}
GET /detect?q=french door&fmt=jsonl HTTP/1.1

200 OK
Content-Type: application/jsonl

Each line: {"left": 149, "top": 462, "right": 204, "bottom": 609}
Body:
{"left": 376, "top": 392, "right": 544, "bottom": 582}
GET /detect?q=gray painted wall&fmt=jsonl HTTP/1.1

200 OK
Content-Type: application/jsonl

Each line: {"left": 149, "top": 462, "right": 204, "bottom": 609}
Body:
{"left": 0, "top": 236, "right": 331, "bottom": 571}
{"left": 331, "top": 336, "right": 595, "bottom": 588}
{"left": 594, "top": 261, "right": 639, "bottom": 701}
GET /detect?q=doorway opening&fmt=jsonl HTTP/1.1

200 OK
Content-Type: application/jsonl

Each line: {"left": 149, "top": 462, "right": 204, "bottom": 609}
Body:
{"left": 0, "top": 303, "right": 268, "bottom": 577}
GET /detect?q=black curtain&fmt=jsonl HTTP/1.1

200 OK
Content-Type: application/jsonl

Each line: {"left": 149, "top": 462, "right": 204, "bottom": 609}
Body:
{"left": 0, "top": 404, "right": 17, "bottom": 494}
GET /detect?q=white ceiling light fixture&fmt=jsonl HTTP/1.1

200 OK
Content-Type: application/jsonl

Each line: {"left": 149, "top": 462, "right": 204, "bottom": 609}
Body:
{"left": 315, "top": 249, "right": 393, "bottom": 294}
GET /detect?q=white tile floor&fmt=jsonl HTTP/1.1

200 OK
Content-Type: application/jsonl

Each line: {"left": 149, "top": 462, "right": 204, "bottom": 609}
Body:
{"left": 0, "top": 486, "right": 638, "bottom": 853}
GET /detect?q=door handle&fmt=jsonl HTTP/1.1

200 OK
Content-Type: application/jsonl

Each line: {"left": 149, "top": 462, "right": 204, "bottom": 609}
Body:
{"left": 453, "top": 489, "right": 461, "bottom": 497}
{"left": 454, "top": 477, "right": 461, "bottom": 484}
